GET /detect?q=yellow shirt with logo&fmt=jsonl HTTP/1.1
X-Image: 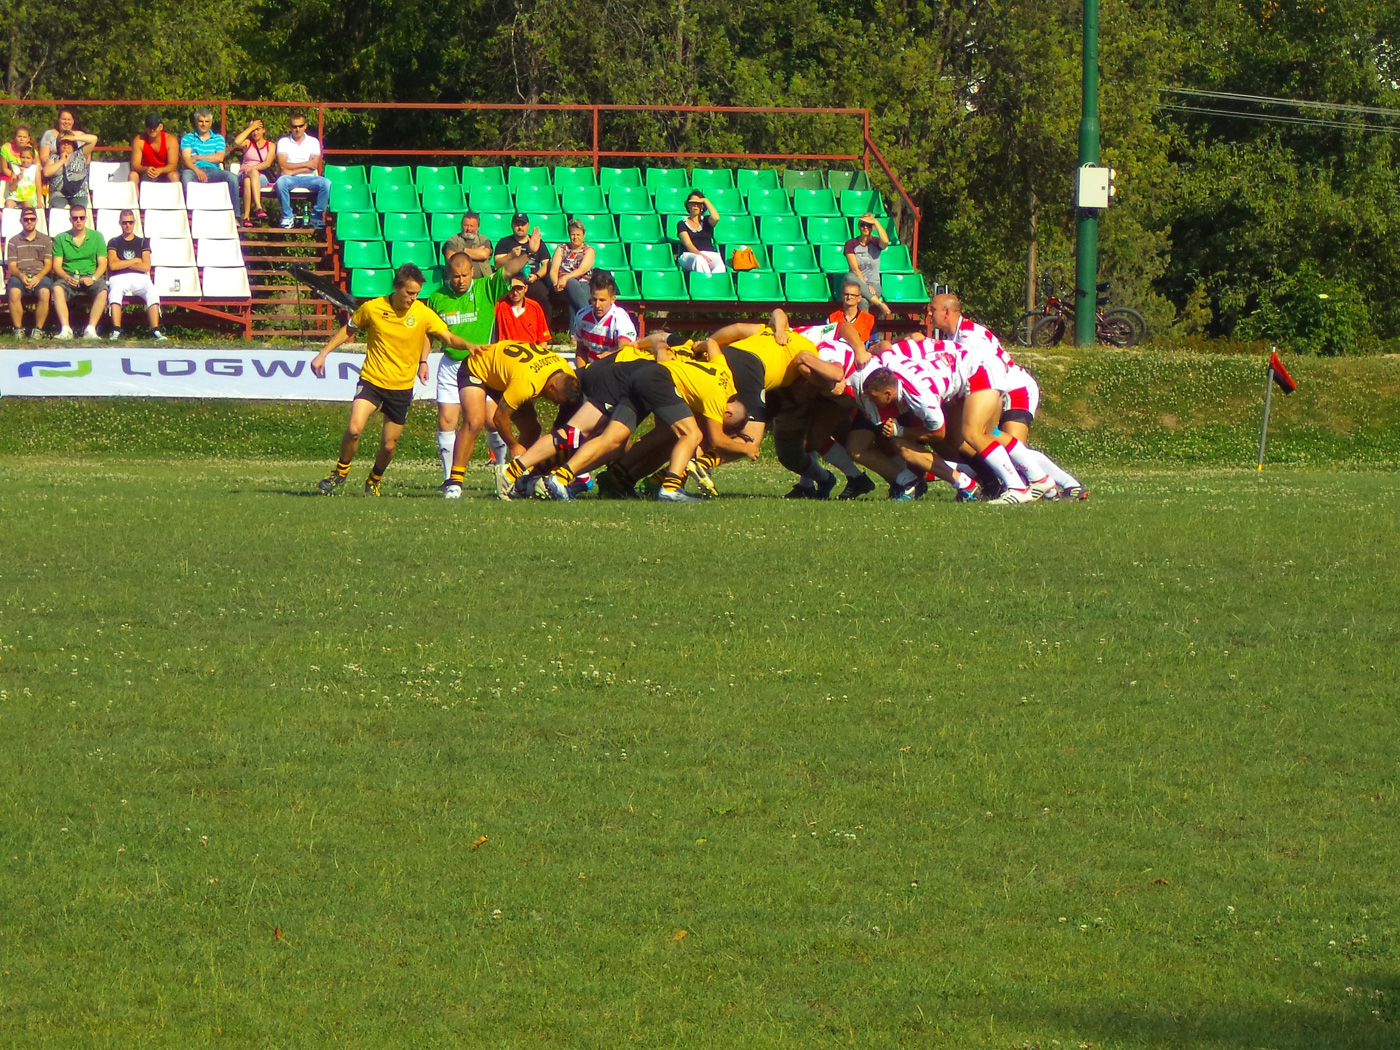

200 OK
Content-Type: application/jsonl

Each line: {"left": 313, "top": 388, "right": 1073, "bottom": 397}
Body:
{"left": 465, "top": 341, "right": 577, "bottom": 411}
{"left": 729, "top": 326, "right": 816, "bottom": 389}
{"left": 352, "top": 298, "right": 449, "bottom": 390}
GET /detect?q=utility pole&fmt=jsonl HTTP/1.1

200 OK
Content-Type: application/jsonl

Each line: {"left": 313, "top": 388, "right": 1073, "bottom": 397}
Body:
{"left": 1075, "top": 0, "right": 1100, "bottom": 347}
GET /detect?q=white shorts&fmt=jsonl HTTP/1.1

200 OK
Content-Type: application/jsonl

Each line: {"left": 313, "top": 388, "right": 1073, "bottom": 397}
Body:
{"left": 1001, "top": 368, "right": 1040, "bottom": 419}
{"left": 436, "top": 355, "right": 462, "bottom": 404}
{"left": 108, "top": 272, "right": 160, "bottom": 307}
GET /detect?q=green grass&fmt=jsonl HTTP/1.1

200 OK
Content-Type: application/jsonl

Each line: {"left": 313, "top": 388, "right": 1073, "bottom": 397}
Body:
{"left": 1, "top": 450, "right": 1397, "bottom": 1049}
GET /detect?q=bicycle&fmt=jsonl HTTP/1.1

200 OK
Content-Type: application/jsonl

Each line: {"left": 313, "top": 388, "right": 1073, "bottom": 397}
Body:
{"left": 1020, "top": 273, "right": 1146, "bottom": 348}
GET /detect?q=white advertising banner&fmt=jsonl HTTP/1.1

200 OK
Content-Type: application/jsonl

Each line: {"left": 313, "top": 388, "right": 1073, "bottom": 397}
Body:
{"left": 0, "top": 348, "right": 445, "bottom": 400}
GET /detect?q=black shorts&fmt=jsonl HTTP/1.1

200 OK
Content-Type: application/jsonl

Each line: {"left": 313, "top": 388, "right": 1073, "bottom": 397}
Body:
{"left": 580, "top": 359, "right": 688, "bottom": 431}
{"left": 1000, "top": 408, "right": 1035, "bottom": 427}
{"left": 457, "top": 362, "right": 504, "bottom": 401}
{"left": 354, "top": 379, "right": 413, "bottom": 426}
{"left": 722, "top": 347, "right": 767, "bottom": 423}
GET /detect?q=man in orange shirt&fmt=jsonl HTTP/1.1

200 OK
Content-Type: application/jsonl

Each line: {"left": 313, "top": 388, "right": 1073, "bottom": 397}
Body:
{"left": 493, "top": 272, "right": 551, "bottom": 343}
{"left": 829, "top": 277, "right": 875, "bottom": 346}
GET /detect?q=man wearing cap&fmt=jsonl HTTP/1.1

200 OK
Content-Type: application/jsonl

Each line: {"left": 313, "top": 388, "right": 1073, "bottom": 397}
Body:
{"left": 494, "top": 270, "right": 551, "bottom": 344}
{"left": 127, "top": 115, "right": 180, "bottom": 188}
{"left": 493, "top": 213, "right": 551, "bottom": 311}
{"left": 4, "top": 204, "right": 53, "bottom": 338}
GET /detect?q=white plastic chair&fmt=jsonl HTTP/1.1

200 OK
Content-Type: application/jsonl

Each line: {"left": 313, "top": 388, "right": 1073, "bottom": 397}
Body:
{"left": 89, "top": 161, "right": 131, "bottom": 185}
{"left": 152, "top": 266, "right": 201, "bottom": 297}
{"left": 190, "top": 209, "right": 238, "bottom": 239}
{"left": 48, "top": 208, "right": 73, "bottom": 237}
{"left": 142, "top": 209, "right": 189, "bottom": 237}
{"left": 96, "top": 210, "right": 144, "bottom": 240}
{"left": 0, "top": 209, "right": 20, "bottom": 242}
{"left": 93, "top": 181, "right": 140, "bottom": 210}
{"left": 184, "top": 181, "right": 233, "bottom": 210}
{"left": 150, "top": 237, "right": 196, "bottom": 266}
{"left": 138, "top": 181, "right": 186, "bottom": 210}
{"left": 201, "top": 266, "right": 251, "bottom": 298}
{"left": 196, "top": 238, "right": 245, "bottom": 267}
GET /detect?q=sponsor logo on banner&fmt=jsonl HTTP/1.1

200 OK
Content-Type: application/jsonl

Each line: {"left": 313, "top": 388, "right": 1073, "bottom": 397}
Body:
{"left": 0, "top": 349, "right": 443, "bottom": 400}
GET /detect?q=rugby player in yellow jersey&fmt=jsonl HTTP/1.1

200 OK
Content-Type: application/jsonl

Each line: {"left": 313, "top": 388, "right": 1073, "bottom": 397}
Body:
{"left": 537, "top": 336, "right": 754, "bottom": 502}
{"left": 442, "top": 341, "right": 580, "bottom": 500}
{"left": 312, "top": 264, "right": 475, "bottom": 495}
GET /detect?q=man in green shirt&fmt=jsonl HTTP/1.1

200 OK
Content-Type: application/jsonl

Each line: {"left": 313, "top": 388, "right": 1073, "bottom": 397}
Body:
{"left": 425, "top": 242, "right": 537, "bottom": 484}
{"left": 50, "top": 204, "right": 108, "bottom": 339}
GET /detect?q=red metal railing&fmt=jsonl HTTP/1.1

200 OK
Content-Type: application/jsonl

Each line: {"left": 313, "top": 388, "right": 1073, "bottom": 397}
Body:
{"left": 1, "top": 99, "right": 922, "bottom": 258}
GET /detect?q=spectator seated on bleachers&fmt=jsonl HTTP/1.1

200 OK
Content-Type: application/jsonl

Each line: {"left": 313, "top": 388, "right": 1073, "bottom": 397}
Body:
{"left": 128, "top": 114, "right": 181, "bottom": 187}
{"left": 105, "top": 209, "right": 166, "bottom": 341}
{"left": 181, "top": 109, "right": 241, "bottom": 214}
{"left": 1, "top": 125, "right": 33, "bottom": 200}
{"left": 50, "top": 204, "right": 108, "bottom": 339}
{"left": 275, "top": 113, "right": 330, "bottom": 230}
{"left": 548, "top": 218, "right": 596, "bottom": 316}
{"left": 5, "top": 205, "right": 54, "bottom": 337}
{"left": 38, "top": 108, "right": 77, "bottom": 174}
{"left": 830, "top": 276, "right": 876, "bottom": 344}
{"left": 676, "top": 190, "right": 725, "bottom": 274}
{"left": 43, "top": 130, "right": 98, "bottom": 208}
{"left": 442, "top": 211, "right": 493, "bottom": 278}
{"left": 494, "top": 270, "right": 551, "bottom": 343}
{"left": 3, "top": 145, "right": 40, "bottom": 209}
{"left": 844, "top": 212, "right": 890, "bottom": 317}
{"left": 493, "top": 212, "right": 552, "bottom": 310}
{"left": 232, "top": 118, "right": 276, "bottom": 227}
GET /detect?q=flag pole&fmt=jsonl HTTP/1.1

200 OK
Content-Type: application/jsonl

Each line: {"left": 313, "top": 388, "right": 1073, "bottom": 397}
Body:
{"left": 1257, "top": 346, "right": 1275, "bottom": 471}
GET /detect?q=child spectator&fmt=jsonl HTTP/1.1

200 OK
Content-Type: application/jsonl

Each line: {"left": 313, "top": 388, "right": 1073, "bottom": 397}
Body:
{"left": 43, "top": 131, "right": 98, "bottom": 208}
{"left": 232, "top": 118, "right": 276, "bottom": 227}
{"left": 676, "top": 190, "right": 724, "bottom": 274}
{"left": 4, "top": 146, "right": 40, "bottom": 209}
{"left": 127, "top": 114, "right": 180, "bottom": 186}
{"left": 548, "top": 219, "right": 596, "bottom": 315}
{"left": 1, "top": 125, "right": 33, "bottom": 197}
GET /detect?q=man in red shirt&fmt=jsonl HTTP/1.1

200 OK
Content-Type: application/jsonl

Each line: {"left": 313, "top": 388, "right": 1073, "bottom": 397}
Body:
{"left": 493, "top": 272, "right": 551, "bottom": 343}
{"left": 828, "top": 276, "right": 875, "bottom": 346}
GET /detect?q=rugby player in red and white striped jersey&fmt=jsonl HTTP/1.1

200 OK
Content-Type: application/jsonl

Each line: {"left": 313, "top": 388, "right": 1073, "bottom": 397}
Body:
{"left": 569, "top": 271, "right": 637, "bottom": 365}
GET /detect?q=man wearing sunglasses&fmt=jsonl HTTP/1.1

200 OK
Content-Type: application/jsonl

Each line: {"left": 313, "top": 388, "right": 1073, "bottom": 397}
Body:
{"left": 4, "top": 205, "right": 53, "bottom": 338}
{"left": 105, "top": 210, "right": 166, "bottom": 341}
{"left": 50, "top": 204, "right": 107, "bottom": 339}
{"left": 274, "top": 114, "right": 330, "bottom": 230}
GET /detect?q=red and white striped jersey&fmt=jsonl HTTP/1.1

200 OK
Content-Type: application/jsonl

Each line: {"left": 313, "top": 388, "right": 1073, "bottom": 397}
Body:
{"left": 947, "top": 316, "right": 1018, "bottom": 371}
{"left": 570, "top": 304, "right": 637, "bottom": 365}
{"left": 858, "top": 356, "right": 957, "bottom": 433}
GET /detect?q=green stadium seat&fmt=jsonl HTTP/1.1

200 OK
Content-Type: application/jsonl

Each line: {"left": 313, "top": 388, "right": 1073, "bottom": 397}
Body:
{"left": 533, "top": 214, "right": 568, "bottom": 243}
{"left": 415, "top": 166, "right": 459, "bottom": 189}
{"left": 513, "top": 186, "right": 560, "bottom": 213}
{"left": 619, "top": 213, "right": 663, "bottom": 243}
{"left": 690, "top": 167, "right": 734, "bottom": 191}
{"left": 745, "top": 188, "right": 792, "bottom": 216}
{"left": 469, "top": 184, "right": 512, "bottom": 213}
{"left": 599, "top": 166, "right": 643, "bottom": 188}
{"left": 382, "top": 212, "right": 429, "bottom": 240}
{"left": 737, "top": 168, "right": 780, "bottom": 193}
{"left": 351, "top": 268, "right": 394, "bottom": 299}
{"left": 373, "top": 184, "right": 420, "bottom": 212}
{"left": 391, "top": 239, "right": 436, "bottom": 269}
{"left": 759, "top": 215, "right": 805, "bottom": 245}
{"left": 341, "top": 239, "right": 389, "bottom": 269}
{"left": 737, "top": 270, "right": 783, "bottom": 301}
{"left": 507, "top": 165, "right": 552, "bottom": 189}
{"left": 645, "top": 167, "right": 689, "bottom": 192}
{"left": 652, "top": 185, "right": 691, "bottom": 216}
{"left": 424, "top": 265, "right": 444, "bottom": 288}
{"left": 460, "top": 166, "right": 504, "bottom": 188}
{"left": 334, "top": 210, "right": 381, "bottom": 240}
{"left": 689, "top": 271, "right": 736, "bottom": 300}
{"left": 769, "top": 243, "right": 819, "bottom": 273}
{"left": 818, "top": 243, "right": 851, "bottom": 272}
{"left": 325, "top": 164, "right": 366, "bottom": 187}
{"left": 420, "top": 185, "right": 467, "bottom": 213}
{"left": 330, "top": 184, "right": 371, "bottom": 212}
{"left": 722, "top": 243, "right": 768, "bottom": 270}
{"left": 714, "top": 214, "right": 757, "bottom": 244}
{"left": 880, "top": 244, "right": 915, "bottom": 273}
{"left": 882, "top": 273, "right": 930, "bottom": 303}
{"left": 793, "top": 188, "right": 839, "bottom": 217}
{"left": 369, "top": 165, "right": 413, "bottom": 190}
{"left": 592, "top": 242, "right": 628, "bottom": 270}
{"left": 608, "top": 186, "right": 654, "bottom": 214}
{"left": 826, "top": 170, "right": 870, "bottom": 193}
{"left": 783, "top": 272, "right": 830, "bottom": 303}
{"left": 840, "top": 189, "right": 888, "bottom": 217}
{"left": 659, "top": 213, "right": 686, "bottom": 243}
{"left": 553, "top": 166, "right": 597, "bottom": 189}
{"left": 629, "top": 242, "right": 676, "bottom": 270}
{"left": 782, "top": 169, "right": 825, "bottom": 192}
{"left": 479, "top": 212, "right": 513, "bottom": 242}
{"left": 705, "top": 186, "right": 744, "bottom": 215}
{"left": 430, "top": 211, "right": 467, "bottom": 241}
{"left": 805, "top": 216, "right": 850, "bottom": 246}
{"left": 612, "top": 269, "right": 641, "bottom": 299}
{"left": 562, "top": 186, "right": 606, "bottom": 214}
{"left": 641, "top": 270, "right": 688, "bottom": 300}
{"left": 571, "top": 213, "right": 617, "bottom": 241}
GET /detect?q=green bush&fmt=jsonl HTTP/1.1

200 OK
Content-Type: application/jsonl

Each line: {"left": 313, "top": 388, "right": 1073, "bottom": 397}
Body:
{"left": 1237, "top": 262, "right": 1374, "bottom": 356}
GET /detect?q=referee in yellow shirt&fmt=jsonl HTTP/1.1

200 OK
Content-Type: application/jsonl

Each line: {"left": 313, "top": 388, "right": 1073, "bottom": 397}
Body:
{"left": 311, "top": 264, "right": 474, "bottom": 495}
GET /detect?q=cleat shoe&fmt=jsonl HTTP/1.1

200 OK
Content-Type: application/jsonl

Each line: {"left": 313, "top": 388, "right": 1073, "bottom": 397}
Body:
{"left": 814, "top": 470, "right": 838, "bottom": 500}
{"left": 511, "top": 474, "right": 537, "bottom": 501}
{"left": 955, "top": 483, "right": 981, "bottom": 503}
{"left": 542, "top": 474, "right": 573, "bottom": 501}
{"left": 493, "top": 463, "right": 512, "bottom": 500}
{"left": 317, "top": 471, "right": 347, "bottom": 494}
{"left": 442, "top": 482, "right": 463, "bottom": 500}
{"left": 889, "top": 478, "right": 929, "bottom": 503}
{"left": 1059, "top": 485, "right": 1090, "bottom": 501}
{"left": 784, "top": 484, "right": 819, "bottom": 499}
{"left": 837, "top": 473, "right": 876, "bottom": 500}
{"left": 656, "top": 486, "right": 702, "bottom": 503}
{"left": 990, "top": 487, "right": 1034, "bottom": 505}
{"left": 364, "top": 477, "right": 382, "bottom": 497}
{"left": 566, "top": 477, "right": 595, "bottom": 499}
{"left": 638, "top": 475, "right": 662, "bottom": 498}
{"left": 1028, "top": 478, "right": 1057, "bottom": 500}
{"left": 686, "top": 456, "right": 720, "bottom": 499}
{"left": 595, "top": 469, "right": 637, "bottom": 500}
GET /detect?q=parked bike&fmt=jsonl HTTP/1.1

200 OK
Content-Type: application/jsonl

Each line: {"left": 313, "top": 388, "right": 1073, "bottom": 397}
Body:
{"left": 1016, "top": 273, "right": 1146, "bottom": 348}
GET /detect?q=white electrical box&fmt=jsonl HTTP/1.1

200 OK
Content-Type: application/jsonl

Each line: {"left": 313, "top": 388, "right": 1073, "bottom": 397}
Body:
{"left": 1077, "top": 165, "right": 1111, "bottom": 209}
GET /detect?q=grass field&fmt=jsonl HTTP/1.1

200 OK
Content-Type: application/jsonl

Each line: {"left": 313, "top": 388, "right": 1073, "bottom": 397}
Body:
{"left": 2, "top": 423, "right": 1398, "bottom": 1048}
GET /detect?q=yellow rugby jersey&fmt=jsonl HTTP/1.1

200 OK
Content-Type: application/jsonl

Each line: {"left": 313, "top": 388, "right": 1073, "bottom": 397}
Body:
{"left": 613, "top": 339, "right": 704, "bottom": 364}
{"left": 661, "top": 355, "right": 737, "bottom": 422}
{"left": 352, "top": 298, "right": 449, "bottom": 390}
{"left": 729, "top": 326, "right": 817, "bottom": 389}
{"left": 465, "top": 341, "right": 576, "bottom": 411}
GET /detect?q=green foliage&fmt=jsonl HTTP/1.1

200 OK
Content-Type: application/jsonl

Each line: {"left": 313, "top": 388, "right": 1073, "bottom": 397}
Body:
{"left": 1236, "top": 262, "right": 1375, "bottom": 356}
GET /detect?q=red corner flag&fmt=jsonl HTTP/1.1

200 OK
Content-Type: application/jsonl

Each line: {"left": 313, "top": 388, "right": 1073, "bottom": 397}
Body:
{"left": 1268, "top": 351, "right": 1297, "bottom": 394}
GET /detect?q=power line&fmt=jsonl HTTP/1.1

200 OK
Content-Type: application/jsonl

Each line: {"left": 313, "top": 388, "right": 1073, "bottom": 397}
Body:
{"left": 1159, "top": 86, "right": 1400, "bottom": 120}
{"left": 1159, "top": 102, "right": 1400, "bottom": 135}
